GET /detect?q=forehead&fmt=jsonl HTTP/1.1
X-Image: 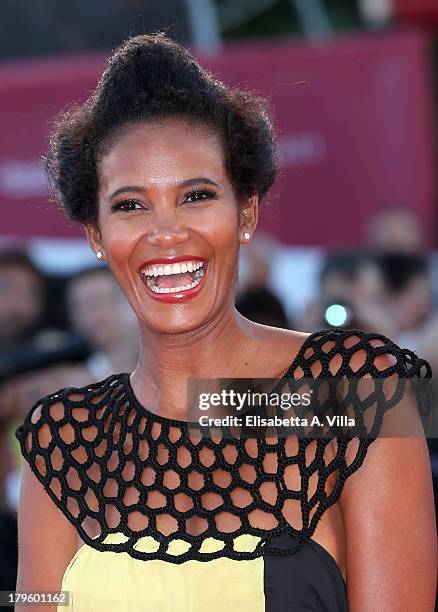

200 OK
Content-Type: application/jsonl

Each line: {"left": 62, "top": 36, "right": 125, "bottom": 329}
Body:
{"left": 98, "top": 120, "right": 226, "bottom": 194}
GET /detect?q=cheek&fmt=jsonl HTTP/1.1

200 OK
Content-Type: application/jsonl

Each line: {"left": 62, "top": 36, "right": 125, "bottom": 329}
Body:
{"left": 195, "top": 202, "right": 240, "bottom": 249}
{"left": 99, "top": 213, "right": 140, "bottom": 270}
{"left": 104, "top": 224, "right": 137, "bottom": 256}
{"left": 95, "top": 224, "right": 140, "bottom": 303}
{"left": 97, "top": 199, "right": 241, "bottom": 294}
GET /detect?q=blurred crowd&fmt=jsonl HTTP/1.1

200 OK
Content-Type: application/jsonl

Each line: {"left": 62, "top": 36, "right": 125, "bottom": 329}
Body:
{"left": 0, "top": 254, "right": 140, "bottom": 589}
{"left": 239, "top": 206, "right": 438, "bottom": 370}
{"left": 1, "top": 205, "right": 438, "bottom": 590}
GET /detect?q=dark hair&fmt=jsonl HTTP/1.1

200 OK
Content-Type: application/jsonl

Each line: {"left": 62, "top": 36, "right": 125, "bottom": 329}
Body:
{"left": 45, "top": 33, "right": 278, "bottom": 227}
{"left": 67, "top": 263, "right": 112, "bottom": 287}
{"left": 378, "top": 252, "right": 429, "bottom": 292}
{"left": 236, "top": 287, "right": 289, "bottom": 329}
{"left": 319, "top": 248, "right": 379, "bottom": 285}
{"left": 0, "top": 248, "right": 45, "bottom": 284}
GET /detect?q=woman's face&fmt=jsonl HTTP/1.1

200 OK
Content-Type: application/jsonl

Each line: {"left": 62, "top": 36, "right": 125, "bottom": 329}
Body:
{"left": 87, "top": 119, "right": 257, "bottom": 335}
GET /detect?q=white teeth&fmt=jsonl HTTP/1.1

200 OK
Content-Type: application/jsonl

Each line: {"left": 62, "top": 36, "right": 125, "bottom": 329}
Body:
{"left": 145, "top": 271, "right": 205, "bottom": 294}
{"left": 141, "top": 260, "right": 205, "bottom": 277}
{"left": 149, "top": 279, "right": 200, "bottom": 294}
{"left": 140, "top": 259, "right": 207, "bottom": 297}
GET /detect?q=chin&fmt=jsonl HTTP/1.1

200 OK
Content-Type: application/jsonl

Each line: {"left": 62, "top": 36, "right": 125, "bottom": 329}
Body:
{"left": 138, "top": 309, "right": 212, "bottom": 336}
{"left": 134, "top": 282, "right": 231, "bottom": 336}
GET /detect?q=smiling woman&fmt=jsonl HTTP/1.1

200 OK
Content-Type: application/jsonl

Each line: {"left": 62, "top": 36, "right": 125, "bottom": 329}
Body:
{"left": 14, "top": 33, "right": 437, "bottom": 612}
{"left": 92, "top": 119, "right": 243, "bottom": 323}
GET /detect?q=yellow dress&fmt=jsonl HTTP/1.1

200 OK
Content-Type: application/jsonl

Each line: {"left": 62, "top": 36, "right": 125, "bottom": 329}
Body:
{"left": 60, "top": 533, "right": 265, "bottom": 611}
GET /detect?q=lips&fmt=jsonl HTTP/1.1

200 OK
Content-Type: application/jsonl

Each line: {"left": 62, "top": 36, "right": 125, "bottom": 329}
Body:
{"left": 138, "top": 256, "right": 208, "bottom": 303}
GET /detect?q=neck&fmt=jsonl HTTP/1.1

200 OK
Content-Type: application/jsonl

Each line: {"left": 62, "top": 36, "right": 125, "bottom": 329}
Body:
{"left": 130, "top": 305, "right": 257, "bottom": 418}
{"left": 137, "top": 307, "right": 253, "bottom": 377}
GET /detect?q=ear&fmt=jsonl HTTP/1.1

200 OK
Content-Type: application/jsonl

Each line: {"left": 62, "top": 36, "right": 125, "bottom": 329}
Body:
{"left": 239, "top": 193, "right": 259, "bottom": 244}
{"left": 84, "top": 223, "right": 105, "bottom": 261}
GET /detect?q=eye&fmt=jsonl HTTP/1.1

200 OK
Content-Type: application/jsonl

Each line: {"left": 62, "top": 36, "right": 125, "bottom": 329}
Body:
{"left": 182, "top": 188, "right": 217, "bottom": 204}
{"left": 111, "top": 199, "right": 144, "bottom": 212}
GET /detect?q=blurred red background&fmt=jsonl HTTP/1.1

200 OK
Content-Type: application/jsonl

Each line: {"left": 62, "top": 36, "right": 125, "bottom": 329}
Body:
{"left": 395, "top": 0, "right": 438, "bottom": 26}
{"left": 1, "top": 29, "right": 436, "bottom": 247}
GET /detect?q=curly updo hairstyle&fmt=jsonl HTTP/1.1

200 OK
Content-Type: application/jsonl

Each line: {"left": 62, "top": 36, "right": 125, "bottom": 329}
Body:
{"left": 45, "top": 33, "right": 278, "bottom": 228}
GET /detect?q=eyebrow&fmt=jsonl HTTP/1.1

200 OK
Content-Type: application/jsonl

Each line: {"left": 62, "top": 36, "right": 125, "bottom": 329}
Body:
{"left": 108, "top": 177, "right": 219, "bottom": 201}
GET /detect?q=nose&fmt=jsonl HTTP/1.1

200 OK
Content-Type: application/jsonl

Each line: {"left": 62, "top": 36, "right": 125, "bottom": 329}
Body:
{"left": 146, "top": 209, "right": 189, "bottom": 248}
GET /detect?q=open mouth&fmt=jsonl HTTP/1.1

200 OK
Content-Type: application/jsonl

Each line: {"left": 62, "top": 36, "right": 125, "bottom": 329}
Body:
{"left": 140, "top": 260, "right": 206, "bottom": 295}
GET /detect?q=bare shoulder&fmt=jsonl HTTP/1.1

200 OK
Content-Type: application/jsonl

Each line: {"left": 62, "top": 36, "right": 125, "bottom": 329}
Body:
{"left": 16, "top": 397, "right": 80, "bottom": 601}
{"left": 339, "top": 435, "right": 436, "bottom": 609}
{"left": 330, "top": 329, "right": 437, "bottom": 609}
{"left": 15, "top": 374, "right": 122, "bottom": 601}
{"left": 254, "top": 323, "right": 311, "bottom": 343}
{"left": 16, "top": 386, "right": 92, "bottom": 470}
{"left": 15, "top": 373, "right": 121, "bottom": 453}
{"left": 247, "top": 324, "right": 314, "bottom": 377}
{"left": 244, "top": 319, "right": 313, "bottom": 355}
{"left": 14, "top": 374, "right": 122, "bottom": 503}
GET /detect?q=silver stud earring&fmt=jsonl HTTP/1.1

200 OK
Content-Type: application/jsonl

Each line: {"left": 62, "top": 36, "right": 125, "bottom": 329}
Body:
{"left": 96, "top": 251, "right": 103, "bottom": 259}
{"left": 243, "top": 232, "right": 251, "bottom": 241}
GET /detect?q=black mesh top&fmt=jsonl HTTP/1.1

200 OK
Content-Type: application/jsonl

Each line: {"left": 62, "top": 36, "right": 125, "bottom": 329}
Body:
{"left": 14, "top": 328, "right": 432, "bottom": 565}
